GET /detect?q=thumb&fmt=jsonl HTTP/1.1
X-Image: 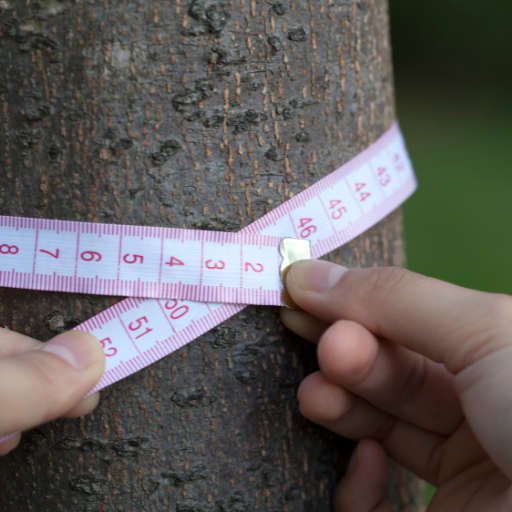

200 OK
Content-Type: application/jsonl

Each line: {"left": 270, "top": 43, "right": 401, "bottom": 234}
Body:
{"left": 285, "top": 260, "right": 512, "bottom": 374}
{"left": 0, "top": 330, "right": 105, "bottom": 436}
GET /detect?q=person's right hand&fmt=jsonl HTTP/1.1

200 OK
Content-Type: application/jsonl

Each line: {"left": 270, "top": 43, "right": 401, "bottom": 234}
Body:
{"left": 0, "top": 329, "right": 105, "bottom": 456}
{"left": 281, "top": 261, "right": 512, "bottom": 511}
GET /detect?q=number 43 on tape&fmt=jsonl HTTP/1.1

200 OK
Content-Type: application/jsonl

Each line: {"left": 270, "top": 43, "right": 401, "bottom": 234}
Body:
{"left": 0, "top": 122, "right": 416, "bottom": 444}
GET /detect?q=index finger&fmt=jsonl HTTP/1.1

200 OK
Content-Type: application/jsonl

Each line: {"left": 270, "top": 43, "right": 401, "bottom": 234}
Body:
{"left": 286, "top": 261, "right": 512, "bottom": 374}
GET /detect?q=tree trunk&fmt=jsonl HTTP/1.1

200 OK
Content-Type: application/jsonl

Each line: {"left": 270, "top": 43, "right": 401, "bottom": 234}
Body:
{"left": 0, "top": 0, "right": 423, "bottom": 510}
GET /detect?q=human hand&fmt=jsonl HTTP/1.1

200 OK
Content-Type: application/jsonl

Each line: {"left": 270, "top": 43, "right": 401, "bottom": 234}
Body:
{"left": 281, "top": 261, "right": 512, "bottom": 512}
{"left": 0, "top": 329, "right": 105, "bottom": 455}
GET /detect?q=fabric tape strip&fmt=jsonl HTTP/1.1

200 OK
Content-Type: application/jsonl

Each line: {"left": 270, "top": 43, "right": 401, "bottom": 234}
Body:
{"left": 0, "top": 219, "right": 284, "bottom": 306}
{"left": 0, "top": 122, "right": 417, "bottom": 444}
{"left": 0, "top": 122, "right": 413, "bottom": 306}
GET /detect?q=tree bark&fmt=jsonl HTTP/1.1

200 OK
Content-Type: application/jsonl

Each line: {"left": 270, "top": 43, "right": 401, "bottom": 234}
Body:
{"left": 0, "top": 0, "right": 423, "bottom": 510}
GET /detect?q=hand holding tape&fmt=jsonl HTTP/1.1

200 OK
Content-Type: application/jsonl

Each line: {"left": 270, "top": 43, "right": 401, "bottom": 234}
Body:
{"left": 0, "top": 121, "right": 416, "bottom": 444}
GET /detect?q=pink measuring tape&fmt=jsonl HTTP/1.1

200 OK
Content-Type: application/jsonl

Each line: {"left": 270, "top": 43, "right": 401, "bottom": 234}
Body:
{"left": 0, "top": 122, "right": 416, "bottom": 444}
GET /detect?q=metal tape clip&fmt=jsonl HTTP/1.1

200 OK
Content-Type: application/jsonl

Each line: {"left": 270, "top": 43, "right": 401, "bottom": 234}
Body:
{"left": 279, "top": 238, "right": 311, "bottom": 310}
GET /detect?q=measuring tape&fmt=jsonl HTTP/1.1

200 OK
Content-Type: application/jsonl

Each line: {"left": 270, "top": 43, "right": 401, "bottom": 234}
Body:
{"left": 0, "top": 121, "right": 416, "bottom": 443}
{"left": 0, "top": 219, "right": 285, "bottom": 306}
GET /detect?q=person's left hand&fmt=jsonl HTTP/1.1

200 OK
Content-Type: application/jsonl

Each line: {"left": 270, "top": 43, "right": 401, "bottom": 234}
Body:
{"left": 0, "top": 328, "right": 105, "bottom": 455}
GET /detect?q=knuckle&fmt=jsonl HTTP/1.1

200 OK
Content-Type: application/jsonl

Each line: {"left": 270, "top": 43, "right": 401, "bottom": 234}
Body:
{"left": 31, "top": 355, "right": 61, "bottom": 390}
{"left": 395, "top": 355, "right": 427, "bottom": 406}
{"left": 371, "top": 415, "right": 397, "bottom": 443}
{"left": 319, "top": 321, "right": 374, "bottom": 385}
{"left": 486, "top": 294, "right": 512, "bottom": 326}
{"left": 479, "top": 294, "right": 512, "bottom": 347}
{"left": 473, "top": 294, "right": 512, "bottom": 343}
{"left": 29, "top": 355, "right": 75, "bottom": 412}
{"left": 365, "top": 267, "right": 410, "bottom": 297}
{"left": 446, "top": 294, "right": 512, "bottom": 372}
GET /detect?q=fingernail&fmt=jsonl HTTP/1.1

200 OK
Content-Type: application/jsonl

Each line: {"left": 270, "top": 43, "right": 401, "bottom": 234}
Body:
{"left": 287, "top": 260, "right": 348, "bottom": 293}
{"left": 40, "top": 332, "right": 99, "bottom": 370}
{"left": 345, "top": 444, "right": 360, "bottom": 476}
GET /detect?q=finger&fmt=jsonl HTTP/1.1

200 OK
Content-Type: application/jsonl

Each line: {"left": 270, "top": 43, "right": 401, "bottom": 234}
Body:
{"left": 333, "top": 439, "right": 393, "bottom": 512}
{"left": 280, "top": 309, "right": 330, "bottom": 343}
{"left": 0, "top": 433, "right": 21, "bottom": 456}
{"left": 286, "top": 261, "right": 512, "bottom": 374}
{"left": 62, "top": 392, "right": 101, "bottom": 419}
{"left": 0, "top": 331, "right": 105, "bottom": 436}
{"left": 0, "top": 327, "right": 42, "bottom": 357}
{"left": 298, "top": 372, "right": 445, "bottom": 483}
{"left": 317, "top": 320, "right": 463, "bottom": 434}
{"left": 286, "top": 262, "right": 512, "bottom": 477}
{"left": 0, "top": 329, "right": 102, "bottom": 421}
{"left": 298, "top": 372, "right": 488, "bottom": 484}
{"left": 299, "top": 372, "right": 399, "bottom": 442}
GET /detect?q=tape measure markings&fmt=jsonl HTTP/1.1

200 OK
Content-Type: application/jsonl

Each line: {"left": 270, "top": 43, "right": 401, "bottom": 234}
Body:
{"left": 245, "top": 123, "right": 411, "bottom": 238}
{"left": 0, "top": 220, "right": 284, "bottom": 305}
{"left": 0, "top": 122, "right": 416, "bottom": 444}
{"left": 77, "top": 121, "right": 415, "bottom": 396}
{"left": 0, "top": 123, "right": 412, "bottom": 308}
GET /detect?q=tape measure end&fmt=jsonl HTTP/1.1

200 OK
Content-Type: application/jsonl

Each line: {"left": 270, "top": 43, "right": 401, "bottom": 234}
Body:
{"left": 279, "top": 238, "right": 311, "bottom": 310}
{"left": 282, "top": 288, "right": 301, "bottom": 310}
{"left": 279, "top": 238, "right": 311, "bottom": 278}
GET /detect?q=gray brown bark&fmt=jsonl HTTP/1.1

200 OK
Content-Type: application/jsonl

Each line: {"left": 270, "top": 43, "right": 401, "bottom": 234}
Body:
{"left": 0, "top": 0, "right": 422, "bottom": 510}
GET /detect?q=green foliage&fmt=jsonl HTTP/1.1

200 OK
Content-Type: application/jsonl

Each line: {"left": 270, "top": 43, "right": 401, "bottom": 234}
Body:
{"left": 426, "top": 483, "right": 436, "bottom": 505}
{"left": 390, "top": 0, "right": 512, "bottom": 88}
{"left": 399, "top": 96, "right": 512, "bottom": 295}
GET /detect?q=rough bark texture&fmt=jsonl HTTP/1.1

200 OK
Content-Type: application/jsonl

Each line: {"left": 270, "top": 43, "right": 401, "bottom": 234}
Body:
{"left": 0, "top": 0, "right": 423, "bottom": 510}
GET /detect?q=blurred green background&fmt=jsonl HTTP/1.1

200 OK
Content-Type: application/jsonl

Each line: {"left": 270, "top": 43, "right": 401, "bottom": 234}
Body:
{"left": 389, "top": 0, "right": 512, "bottom": 505}
{"left": 390, "top": 0, "right": 512, "bottom": 295}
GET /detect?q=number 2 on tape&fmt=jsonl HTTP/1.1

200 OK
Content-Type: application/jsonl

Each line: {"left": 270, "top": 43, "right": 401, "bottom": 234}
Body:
{"left": 245, "top": 263, "right": 264, "bottom": 273}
